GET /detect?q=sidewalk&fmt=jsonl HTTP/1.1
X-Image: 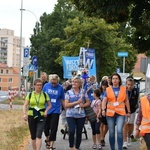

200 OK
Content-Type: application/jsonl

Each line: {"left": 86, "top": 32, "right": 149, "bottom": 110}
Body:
{"left": 27, "top": 120, "right": 140, "bottom": 150}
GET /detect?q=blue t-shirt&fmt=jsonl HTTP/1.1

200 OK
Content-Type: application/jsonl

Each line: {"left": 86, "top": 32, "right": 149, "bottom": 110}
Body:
{"left": 100, "top": 91, "right": 105, "bottom": 101}
{"left": 65, "top": 89, "right": 88, "bottom": 118}
{"left": 84, "top": 82, "right": 98, "bottom": 101}
{"left": 104, "top": 87, "right": 120, "bottom": 98}
{"left": 43, "top": 82, "right": 65, "bottom": 114}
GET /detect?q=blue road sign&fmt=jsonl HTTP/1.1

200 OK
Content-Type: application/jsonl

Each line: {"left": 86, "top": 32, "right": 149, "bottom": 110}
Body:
{"left": 24, "top": 47, "right": 30, "bottom": 58}
{"left": 117, "top": 52, "right": 128, "bottom": 57}
{"left": 28, "top": 64, "right": 34, "bottom": 71}
{"left": 32, "top": 56, "right": 38, "bottom": 66}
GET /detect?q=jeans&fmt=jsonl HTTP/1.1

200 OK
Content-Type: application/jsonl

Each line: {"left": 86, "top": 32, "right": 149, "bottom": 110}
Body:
{"left": 106, "top": 114, "right": 125, "bottom": 150}
{"left": 67, "top": 117, "right": 86, "bottom": 149}
{"left": 143, "top": 133, "right": 150, "bottom": 150}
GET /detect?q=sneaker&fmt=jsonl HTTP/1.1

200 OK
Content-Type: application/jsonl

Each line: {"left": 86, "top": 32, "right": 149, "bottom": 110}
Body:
{"left": 127, "top": 137, "right": 131, "bottom": 146}
{"left": 98, "top": 144, "right": 102, "bottom": 150}
{"left": 123, "top": 142, "right": 128, "bottom": 149}
{"left": 101, "top": 140, "right": 105, "bottom": 146}
{"left": 92, "top": 144, "right": 97, "bottom": 149}
{"left": 88, "top": 123, "right": 91, "bottom": 129}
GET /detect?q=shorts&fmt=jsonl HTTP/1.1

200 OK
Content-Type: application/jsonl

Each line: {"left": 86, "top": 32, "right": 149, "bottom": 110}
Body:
{"left": 125, "top": 112, "right": 136, "bottom": 124}
{"left": 101, "top": 116, "right": 107, "bottom": 125}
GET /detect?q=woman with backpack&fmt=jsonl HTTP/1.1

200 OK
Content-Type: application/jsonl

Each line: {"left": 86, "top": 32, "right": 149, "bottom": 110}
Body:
{"left": 23, "top": 78, "right": 51, "bottom": 150}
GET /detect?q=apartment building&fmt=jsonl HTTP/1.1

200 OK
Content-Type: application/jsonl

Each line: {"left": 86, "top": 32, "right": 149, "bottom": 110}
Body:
{"left": 0, "top": 29, "right": 25, "bottom": 91}
{"left": 0, "top": 28, "right": 25, "bottom": 67}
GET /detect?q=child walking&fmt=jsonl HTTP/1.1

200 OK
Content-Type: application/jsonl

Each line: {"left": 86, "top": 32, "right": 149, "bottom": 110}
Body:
{"left": 90, "top": 89, "right": 102, "bottom": 150}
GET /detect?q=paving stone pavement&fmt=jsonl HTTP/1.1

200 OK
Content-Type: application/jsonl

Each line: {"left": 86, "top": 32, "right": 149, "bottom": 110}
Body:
{"left": 28, "top": 119, "right": 140, "bottom": 150}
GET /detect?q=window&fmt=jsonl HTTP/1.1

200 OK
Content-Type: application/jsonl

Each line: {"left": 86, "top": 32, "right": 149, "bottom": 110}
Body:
{"left": 9, "top": 78, "right": 12, "bottom": 82}
{"left": 6, "top": 70, "right": 9, "bottom": 74}
{"left": 1, "top": 69, "right": 3, "bottom": 73}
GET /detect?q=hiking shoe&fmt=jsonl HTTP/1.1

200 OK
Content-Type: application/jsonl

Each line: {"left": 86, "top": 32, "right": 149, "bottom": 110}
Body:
{"left": 92, "top": 144, "right": 97, "bottom": 149}
{"left": 98, "top": 144, "right": 102, "bottom": 150}
{"left": 101, "top": 140, "right": 105, "bottom": 146}
{"left": 123, "top": 142, "right": 128, "bottom": 149}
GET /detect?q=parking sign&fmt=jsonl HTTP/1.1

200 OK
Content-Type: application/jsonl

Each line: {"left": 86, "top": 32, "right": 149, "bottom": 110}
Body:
{"left": 24, "top": 47, "right": 29, "bottom": 58}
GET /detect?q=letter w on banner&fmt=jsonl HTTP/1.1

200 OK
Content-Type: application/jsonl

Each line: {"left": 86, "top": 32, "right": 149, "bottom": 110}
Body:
{"left": 79, "top": 47, "right": 96, "bottom": 76}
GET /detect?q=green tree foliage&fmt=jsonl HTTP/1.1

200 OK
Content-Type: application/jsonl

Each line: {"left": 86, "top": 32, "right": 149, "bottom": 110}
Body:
{"left": 51, "top": 17, "right": 137, "bottom": 81}
{"left": 69, "top": 0, "right": 150, "bottom": 53}
{"left": 30, "top": 0, "right": 79, "bottom": 78}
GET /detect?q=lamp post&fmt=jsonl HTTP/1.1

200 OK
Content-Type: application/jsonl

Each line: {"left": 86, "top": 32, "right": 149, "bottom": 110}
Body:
{"left": 19, "top": 0, "right": 39, "bottom": 94}
{"left": 20, "top": 8, "right": 39, "bottom": 35}
{"left": 19, "top": 0, "right": 23, "bottom": 96}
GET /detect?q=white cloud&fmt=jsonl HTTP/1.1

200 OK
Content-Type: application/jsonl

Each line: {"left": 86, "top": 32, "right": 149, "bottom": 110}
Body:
{"left": 0, "top": 0, "right": 57, "bottom": 46}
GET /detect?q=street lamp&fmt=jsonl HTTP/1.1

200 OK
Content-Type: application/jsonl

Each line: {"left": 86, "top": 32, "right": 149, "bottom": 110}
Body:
{"left": 18, "top": 0, "right": 23, "bottom": 96}
{"left": 20, "top": 8, "right": 39, "bottom": 35}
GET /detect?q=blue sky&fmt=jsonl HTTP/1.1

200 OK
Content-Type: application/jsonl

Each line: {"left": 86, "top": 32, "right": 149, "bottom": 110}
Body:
{"left": 0, "top": 0, "right": 57, "bottom": 46}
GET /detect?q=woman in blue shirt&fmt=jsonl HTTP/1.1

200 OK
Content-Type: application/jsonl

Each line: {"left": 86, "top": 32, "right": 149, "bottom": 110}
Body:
{"left": 65, "top": 76, "right": 90, "bottom": 150}
{"left": 43, "top": 74, "right": 65, "bottom": 150}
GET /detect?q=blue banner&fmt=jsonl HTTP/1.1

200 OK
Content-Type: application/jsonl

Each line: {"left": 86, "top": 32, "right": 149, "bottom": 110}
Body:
{"left": 62, "top": 53, "right": 96, "bottom": 79}
{"left": 79, "top": 47, "right": 96, "bottom": 77}
{"left": 62, "top": 56, "right": 79, "bottom": 79}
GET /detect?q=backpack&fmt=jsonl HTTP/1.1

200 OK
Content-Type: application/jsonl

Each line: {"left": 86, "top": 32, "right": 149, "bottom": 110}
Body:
{"left": 29, "top": 92, "right": 47, "bottom": 103}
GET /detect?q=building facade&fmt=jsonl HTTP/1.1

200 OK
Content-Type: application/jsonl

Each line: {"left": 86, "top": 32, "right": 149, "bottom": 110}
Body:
{"left": 0, "top": 29, "right": 25, "bottom": 91}
{"left": 0, "top": 28, "right": 25, "bottom": 67}
{"left": 0, "top": 63, "right": 20, "bottom": 91}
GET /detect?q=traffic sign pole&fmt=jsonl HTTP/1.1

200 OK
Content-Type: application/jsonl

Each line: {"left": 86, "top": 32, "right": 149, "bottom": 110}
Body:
{"left": 123, "top": 57, "right": 125, "bottom": 73}
{"left": 23, "top": 47, "right": 30, "bottom": 93}
{"left": 117, "top": 52, "right": 128, "bottom": 74}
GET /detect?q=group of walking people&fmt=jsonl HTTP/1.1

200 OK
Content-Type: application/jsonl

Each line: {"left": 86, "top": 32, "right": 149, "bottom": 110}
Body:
{"left": 23, "top": 71, "right": 150, "bottom": 150}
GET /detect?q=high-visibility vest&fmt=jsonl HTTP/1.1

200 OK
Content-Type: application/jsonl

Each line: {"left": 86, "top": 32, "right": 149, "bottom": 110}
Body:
{"left": 140, "top": 96, "right": 150, "bottom": 135}
{"left": 106, "top": 86, "right": 126, "bottom": 117}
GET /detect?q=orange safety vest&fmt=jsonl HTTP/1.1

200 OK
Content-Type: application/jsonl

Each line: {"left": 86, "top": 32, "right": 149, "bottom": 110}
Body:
{"left": 140, "top": 96, "right": 150, "bottom": 135}
{"left": 106, "top": 86, "right": 126, "bottom": 117}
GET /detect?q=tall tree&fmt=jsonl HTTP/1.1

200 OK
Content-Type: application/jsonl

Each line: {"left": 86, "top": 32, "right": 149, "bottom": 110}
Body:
{"left": 69, "top": 0, "right": 150, "bottom": 53}
{"left": 30, "top": 0, "right": 79, "bottom": 78}
{"left": 51, "top": 17, "right": 137, "bottom": 82}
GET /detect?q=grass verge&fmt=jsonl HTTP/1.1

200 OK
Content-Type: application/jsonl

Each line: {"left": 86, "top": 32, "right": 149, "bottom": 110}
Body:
{"left": 0, "top": 109, "right": 30, "bottom": 150}
{"left": 0, "top": 97, "right": 24, "bottom": 105}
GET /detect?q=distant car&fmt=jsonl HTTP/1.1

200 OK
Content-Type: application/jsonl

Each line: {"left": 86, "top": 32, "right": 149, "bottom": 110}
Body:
{"left": 139, "top": 88, "right": 145, "bottom": 98}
